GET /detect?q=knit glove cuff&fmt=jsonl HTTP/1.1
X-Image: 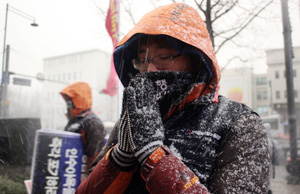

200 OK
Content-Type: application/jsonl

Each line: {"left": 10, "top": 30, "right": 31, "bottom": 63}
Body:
{"left": 110, "top": 146, "right": 135, "bottom": 170}
{"left": 134, "top": 140, "right": 163, "bottom": 165}
{"left": 109, "top": 109, "right": 136, "bottom": 170}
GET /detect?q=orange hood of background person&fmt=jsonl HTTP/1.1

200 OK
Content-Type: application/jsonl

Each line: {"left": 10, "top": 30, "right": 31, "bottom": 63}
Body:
{"left": 60, "top": 81, "right": 92, "bottom": 118}
{"left": 113, "top": 3, "right": 221, "bottom": 90}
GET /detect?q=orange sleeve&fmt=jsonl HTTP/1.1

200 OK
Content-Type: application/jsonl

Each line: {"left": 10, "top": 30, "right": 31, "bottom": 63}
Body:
{"left": 76, "top": 148, "right": 137, "bottom": 194}
{"left": 141, "top": 146, "right": 209, "bottom": 194}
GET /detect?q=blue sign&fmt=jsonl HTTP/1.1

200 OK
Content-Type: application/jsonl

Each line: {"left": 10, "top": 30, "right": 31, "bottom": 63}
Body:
{"left": 31, "top": 129, "right": 86, "bottom": 194}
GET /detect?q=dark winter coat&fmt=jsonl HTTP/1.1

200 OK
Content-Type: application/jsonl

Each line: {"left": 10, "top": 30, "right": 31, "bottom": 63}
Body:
{"left": 65, "top": 109, "right": 105, "bottom": 170}
{"left": 61, "top": 82, "right": 105, "bottom": 170}
{"left": 76, "top": 3, "right": 269, "bottom": 193}
{"left": 80, "top": 96, "right": 269, "bottom": 193}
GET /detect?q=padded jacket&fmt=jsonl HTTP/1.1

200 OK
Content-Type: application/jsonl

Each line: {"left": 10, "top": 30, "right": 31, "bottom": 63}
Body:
{"left": 76, "top": 3, "right": 269, "bottom": 193}
{"left": 61, "top": 82, "right": 105, "bottom": 170}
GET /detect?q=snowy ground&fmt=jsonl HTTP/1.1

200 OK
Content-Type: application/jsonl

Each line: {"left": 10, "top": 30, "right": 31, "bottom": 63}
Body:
{"left": 271, "top": 164, "right": 300, "bottom": 194}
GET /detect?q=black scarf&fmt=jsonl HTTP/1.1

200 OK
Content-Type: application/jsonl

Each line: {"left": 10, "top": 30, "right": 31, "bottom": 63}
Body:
{"left": 143, "top": 71, "right": 195, "bottom": 118}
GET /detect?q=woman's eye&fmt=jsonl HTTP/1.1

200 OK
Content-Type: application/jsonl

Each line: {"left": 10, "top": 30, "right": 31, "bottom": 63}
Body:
{"left": 159, "top": 55, "right": 171, "bottom": 60}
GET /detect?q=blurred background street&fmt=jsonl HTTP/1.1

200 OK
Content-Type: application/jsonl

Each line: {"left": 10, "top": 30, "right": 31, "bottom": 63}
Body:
{"left": 272, "top": 164, "right": 300, "bottom": 194}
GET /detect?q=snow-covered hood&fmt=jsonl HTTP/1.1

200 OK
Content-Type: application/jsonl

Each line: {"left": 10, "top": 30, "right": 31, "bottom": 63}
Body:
{"left": 113, "top": 3, "right": 220, "bottom": 93}
{"left": 60, "top": 81, "right": 92, "bottom": 118}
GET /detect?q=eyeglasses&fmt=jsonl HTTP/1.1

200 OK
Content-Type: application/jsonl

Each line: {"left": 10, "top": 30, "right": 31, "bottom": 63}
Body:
{"left": 132, "top": 54, "right": 181, "bottom": 71}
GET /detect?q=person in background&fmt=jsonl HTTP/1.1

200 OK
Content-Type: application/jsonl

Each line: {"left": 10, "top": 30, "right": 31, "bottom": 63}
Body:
{"left": 264, "top": 123, "right": 285, "bottom": 194}
{"left": 76, "top": 3, "right": 269, "bottom": 193}
{"left": 60, "top": 81, "right": 105, "bottom": 172}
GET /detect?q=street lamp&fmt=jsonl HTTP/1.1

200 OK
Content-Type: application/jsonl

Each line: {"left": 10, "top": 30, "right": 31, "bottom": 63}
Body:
{"left": 0, "top": 4, "right": 38, "bottom": 118}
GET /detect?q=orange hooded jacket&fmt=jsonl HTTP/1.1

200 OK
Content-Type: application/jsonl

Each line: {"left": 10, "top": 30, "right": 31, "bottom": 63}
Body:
{"left": 76, "top": 3, "right": 217, "bottom": 194}
{"left": 61, "top": 82, "right": 105, "bottom": 170}
{"left": 77, "top": 2, "right": 270, "bottom": 193}
{"left": 76, "top": 2, "right": 270, "bottom": 193}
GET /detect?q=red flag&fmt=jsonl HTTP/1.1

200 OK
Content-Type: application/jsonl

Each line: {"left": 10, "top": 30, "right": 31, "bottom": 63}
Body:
{"left": 102, "top": 0, "right": 119, "bottom": 96}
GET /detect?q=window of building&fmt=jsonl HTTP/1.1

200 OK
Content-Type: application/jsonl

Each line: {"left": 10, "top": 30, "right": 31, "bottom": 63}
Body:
{"left": 73, "top": 72, "right": 77, "bottom": 80}
{"left": 263, "top": 90, "right": 268, "bottom": 99}
{"left": 256, "top": 78, "right": 260, "bottom": 85}
{"left": 275, "top": 71, "right": 279, "bottom": 79}
{"left": 68, "top": 73, "right": 71, "bottom": 80}
{"left": 257, "top": 106, "right": 268, "bottom": 115}
{"left": 262, "top": 77, "right": 267, "bottom": 85}
{"left": 256, "top": 77, "right": 267, "bottom": 85}
{"left": 263, "top": 106, "right": 268, "bottom": 114}
{"left": 257, "top": 106, "right": 263, "bottom": 114}
{"left": 257, "top": 91, "right": 262, "bottom": 100}
{"left": 276, "top": 91, "right": 280, "bottom": 99}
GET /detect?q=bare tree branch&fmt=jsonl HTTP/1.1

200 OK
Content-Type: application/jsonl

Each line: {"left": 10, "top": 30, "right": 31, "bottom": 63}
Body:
{"left": 150, "top": 0, "right": 157, "bottom": 7}
{"left": 214, "top": 26, "right": 241, "bottom": 38}
{"left": 215, "top": 0, "right": 274, "bottom": 53}
{"left": 221, "top": 56, "right": 248, "bottom": 72}
{"left": 93, "top": 0, "right": 106, "bottom": 19}
{"left": 210, "top": 0, "right": 222, "bottom": 10}
{"left": 121, "top": 0, "right": 137, "bottom": 25}
{"left": 230, "top": 38, "right": 262, "bottom": 51}
{"left": 212, "top": 0, "right": 238, "bottom": 23}
{"left": 194, "top": 0, "right": 206, "bottom": 13}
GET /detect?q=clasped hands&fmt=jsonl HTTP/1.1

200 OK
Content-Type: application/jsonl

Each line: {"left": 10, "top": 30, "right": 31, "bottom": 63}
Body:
{"left": 110, "top": 74, "right": 165, "bottom": 169}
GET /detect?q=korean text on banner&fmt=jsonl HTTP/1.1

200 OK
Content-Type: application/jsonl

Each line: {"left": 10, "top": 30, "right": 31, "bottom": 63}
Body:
{"left": 30, "top": 129, "right": 86, "bottom": 194}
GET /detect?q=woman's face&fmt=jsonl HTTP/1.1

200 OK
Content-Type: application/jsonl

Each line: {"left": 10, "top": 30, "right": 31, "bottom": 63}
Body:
{"left": 136, "top": 37, "right": 193, "bottom": 73}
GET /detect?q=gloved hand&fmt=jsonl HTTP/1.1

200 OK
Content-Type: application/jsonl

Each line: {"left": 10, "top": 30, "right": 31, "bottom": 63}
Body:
{"left": 124, "top": 74, "right": 165, "bottom": 165}
{"left": 109, "top": 99, "right": 136, "bottom": 170}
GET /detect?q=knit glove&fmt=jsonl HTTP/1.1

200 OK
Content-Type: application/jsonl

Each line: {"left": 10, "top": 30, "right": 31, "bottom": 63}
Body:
{"left": 109, "top": 101, "right": 136, "bottom": 170}
{"left": 125, "top": 74, "right": 165, "bottom": 165}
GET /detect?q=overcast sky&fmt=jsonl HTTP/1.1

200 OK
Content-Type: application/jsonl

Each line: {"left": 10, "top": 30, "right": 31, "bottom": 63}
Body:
{"left": 0, "top": 0, "right": 113, "bottom": 77}
{"left": 1, "top": 0, "right": 300, "bottom": 78}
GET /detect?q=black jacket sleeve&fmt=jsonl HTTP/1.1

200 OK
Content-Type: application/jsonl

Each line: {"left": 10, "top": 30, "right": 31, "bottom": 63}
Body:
{"left": 84, "top": 118, "right": 105, "bottom": 159}
{"left": 86, "top": 121, "right": 118, "bottom": 176}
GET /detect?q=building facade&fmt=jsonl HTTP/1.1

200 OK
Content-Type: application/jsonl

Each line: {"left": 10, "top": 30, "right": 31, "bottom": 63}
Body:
{"left": 219, "top": 46, "right": 300, "bottom": 138}
{"left": 219, "top": 66, "right": 254, "bottom": 108}
{"left": 266, "top": 46, "right": 300, "bottom": 137}
{"left": 253, "top": 73, "right": 269, "bottom": 117}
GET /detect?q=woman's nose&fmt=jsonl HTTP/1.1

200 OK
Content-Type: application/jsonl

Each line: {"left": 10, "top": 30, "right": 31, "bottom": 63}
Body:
{"left": 147, "top": 62, "right": 158, "bottom": 72}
